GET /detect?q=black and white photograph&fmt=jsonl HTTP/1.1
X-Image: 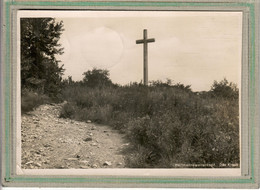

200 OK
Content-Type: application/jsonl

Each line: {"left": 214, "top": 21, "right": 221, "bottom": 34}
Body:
{"left": 19, "top": 11, "right": 241, "bottom": 171}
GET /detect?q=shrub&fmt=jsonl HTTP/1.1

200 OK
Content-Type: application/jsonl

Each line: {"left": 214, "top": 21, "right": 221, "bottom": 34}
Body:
{"left": 60, "top": 79, "right": 239, "bottom": 168}
{"left": 82, "top": 68, "right": 113, "bottom": 88}
{"left": 21, "top": 91, "right": 50, "bottom": 114}
{"left": 210, "top": 78, "right": 239, "bottom": 100}
{"left": 75, "top": 105, "right": 113, "bottom": 124}
{"left": 125, "top": 145, "right": 156, "bottom": 168}
{"left": 59, "top": 102, "right": 77, "bottom": 119}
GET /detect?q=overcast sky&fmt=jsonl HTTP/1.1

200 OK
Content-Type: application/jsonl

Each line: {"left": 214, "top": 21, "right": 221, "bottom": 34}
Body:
{"left": 20, "top": 11, "right": 242, "bottom": 91}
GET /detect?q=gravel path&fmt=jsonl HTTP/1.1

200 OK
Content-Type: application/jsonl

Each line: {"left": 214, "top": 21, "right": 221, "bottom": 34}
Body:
{"left": 21, "top": 102, "right": 129, "bottom": 169}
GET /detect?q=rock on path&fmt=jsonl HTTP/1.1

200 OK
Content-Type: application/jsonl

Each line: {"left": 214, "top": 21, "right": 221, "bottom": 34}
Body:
{"left": 21, "top": 102, "right": 129, "bottom": 169}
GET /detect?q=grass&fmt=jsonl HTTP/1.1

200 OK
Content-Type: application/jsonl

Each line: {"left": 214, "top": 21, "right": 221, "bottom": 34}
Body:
{"left": 60, "top": 81, "right": 239, "bottom": 168}
{"left": 21, "top": 90, "right": 51, "bottom": 114}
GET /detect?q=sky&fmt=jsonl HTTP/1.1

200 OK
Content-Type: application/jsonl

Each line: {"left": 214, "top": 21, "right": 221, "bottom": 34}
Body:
{"left": 20, "top": 11, "right": 243, "bottom": 91}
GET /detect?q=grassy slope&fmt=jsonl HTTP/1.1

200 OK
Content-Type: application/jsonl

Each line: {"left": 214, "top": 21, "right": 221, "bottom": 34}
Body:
{"left": 60, "top": 84, "right": 239, "bottom": 168}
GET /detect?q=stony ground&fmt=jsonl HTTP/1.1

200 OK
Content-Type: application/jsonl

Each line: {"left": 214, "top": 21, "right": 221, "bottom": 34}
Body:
{"left": 21, "top": 102, "right": 130, "bottom": 169}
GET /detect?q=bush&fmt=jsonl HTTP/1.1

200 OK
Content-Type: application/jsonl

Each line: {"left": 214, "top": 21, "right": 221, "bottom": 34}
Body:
{"left": 125, "top": 145, "right": 156, "bottom": 168}
{"left": 60, "top": 79, "right": 239, "bottom": 168}
{"left": 76, "top": 105, "right": 113, "bottom": 123}
{"left": 210, "top": 78, "right": 239, "bottom": 100}
{"left": 59, "top": 102, "right": 77, "bottom": 119}
{"left": 82, "top": 68, "right": 113, "bottom": 88}
{"left": 21, "top": 91, "right": 50, "bottom": 114}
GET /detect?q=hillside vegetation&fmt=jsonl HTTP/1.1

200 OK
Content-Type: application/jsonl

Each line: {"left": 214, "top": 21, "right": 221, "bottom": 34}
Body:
{"left": 60, "top": 69, "right": 239, "bottom": 168}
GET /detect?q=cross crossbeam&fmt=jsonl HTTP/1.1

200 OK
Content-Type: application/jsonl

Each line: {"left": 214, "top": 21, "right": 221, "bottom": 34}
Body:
{"left": 136, "top": 29, "right": 155, "bottom": 86}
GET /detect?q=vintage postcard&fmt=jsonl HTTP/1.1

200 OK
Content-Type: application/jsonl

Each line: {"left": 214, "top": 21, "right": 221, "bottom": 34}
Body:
{"left": 1, "top": 0, "right": 259, "bottom": 188}
{"left": 17, "top": 9, "right": 242, "bottom": 175}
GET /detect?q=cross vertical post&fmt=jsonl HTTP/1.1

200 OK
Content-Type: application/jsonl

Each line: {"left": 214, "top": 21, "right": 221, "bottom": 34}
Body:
{"left": 143, "top": 29, "right": 148, "bottom": 86}
{"left": 136, "top": 29, "right": 155, "bottom": 86}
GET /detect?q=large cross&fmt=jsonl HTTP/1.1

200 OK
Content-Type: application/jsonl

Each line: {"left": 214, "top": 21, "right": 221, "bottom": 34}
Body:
{"left": 136, "top": 29, "right": 155, "bottom": 86}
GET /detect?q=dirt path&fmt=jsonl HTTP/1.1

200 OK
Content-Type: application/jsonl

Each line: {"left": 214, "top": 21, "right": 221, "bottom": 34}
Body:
{"left": 21, "top": 102, "right": 130, "bottom": 169}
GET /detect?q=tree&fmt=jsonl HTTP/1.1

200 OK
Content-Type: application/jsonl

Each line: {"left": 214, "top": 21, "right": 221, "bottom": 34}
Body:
{"left": 82, "top": 68, "right": 113, "bottom": 88}
{"left": 210, "top": 78, "right": 239, "bottom": 100}
{"left": 61, "top": 76, "right": 74, "bottom": 87}
{"left": 21, "top": 18, "right": 64, "bottom": 97}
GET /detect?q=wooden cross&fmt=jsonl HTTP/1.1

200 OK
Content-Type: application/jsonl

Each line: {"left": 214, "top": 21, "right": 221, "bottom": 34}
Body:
{"left": 136, "top": 29, "right": 155, "bottom": 86}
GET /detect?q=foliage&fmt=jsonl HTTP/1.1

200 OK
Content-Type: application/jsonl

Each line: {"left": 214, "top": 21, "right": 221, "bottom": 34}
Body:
{"left": 210, "top": 78, "right": 239, "bottom": 100}
{"left": 82, "top": 68, "right": 113, "bottom": 88}
{"left": 59, "top": 102, "right": 77, "bottom": 119}
{"left": 21, "top": 18, "right": 65, "bottom": 98}
{"left": 60, "top": 74, "right": 239, "bottom": 168}
{"left": 21, "top": 90, "right": 50, "bottom": 114}
{"left": 62, "top": 76, "right": 75, "bottom": 87}
{"left": 149, "top": 79, "right": 192, "bottom": 92}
